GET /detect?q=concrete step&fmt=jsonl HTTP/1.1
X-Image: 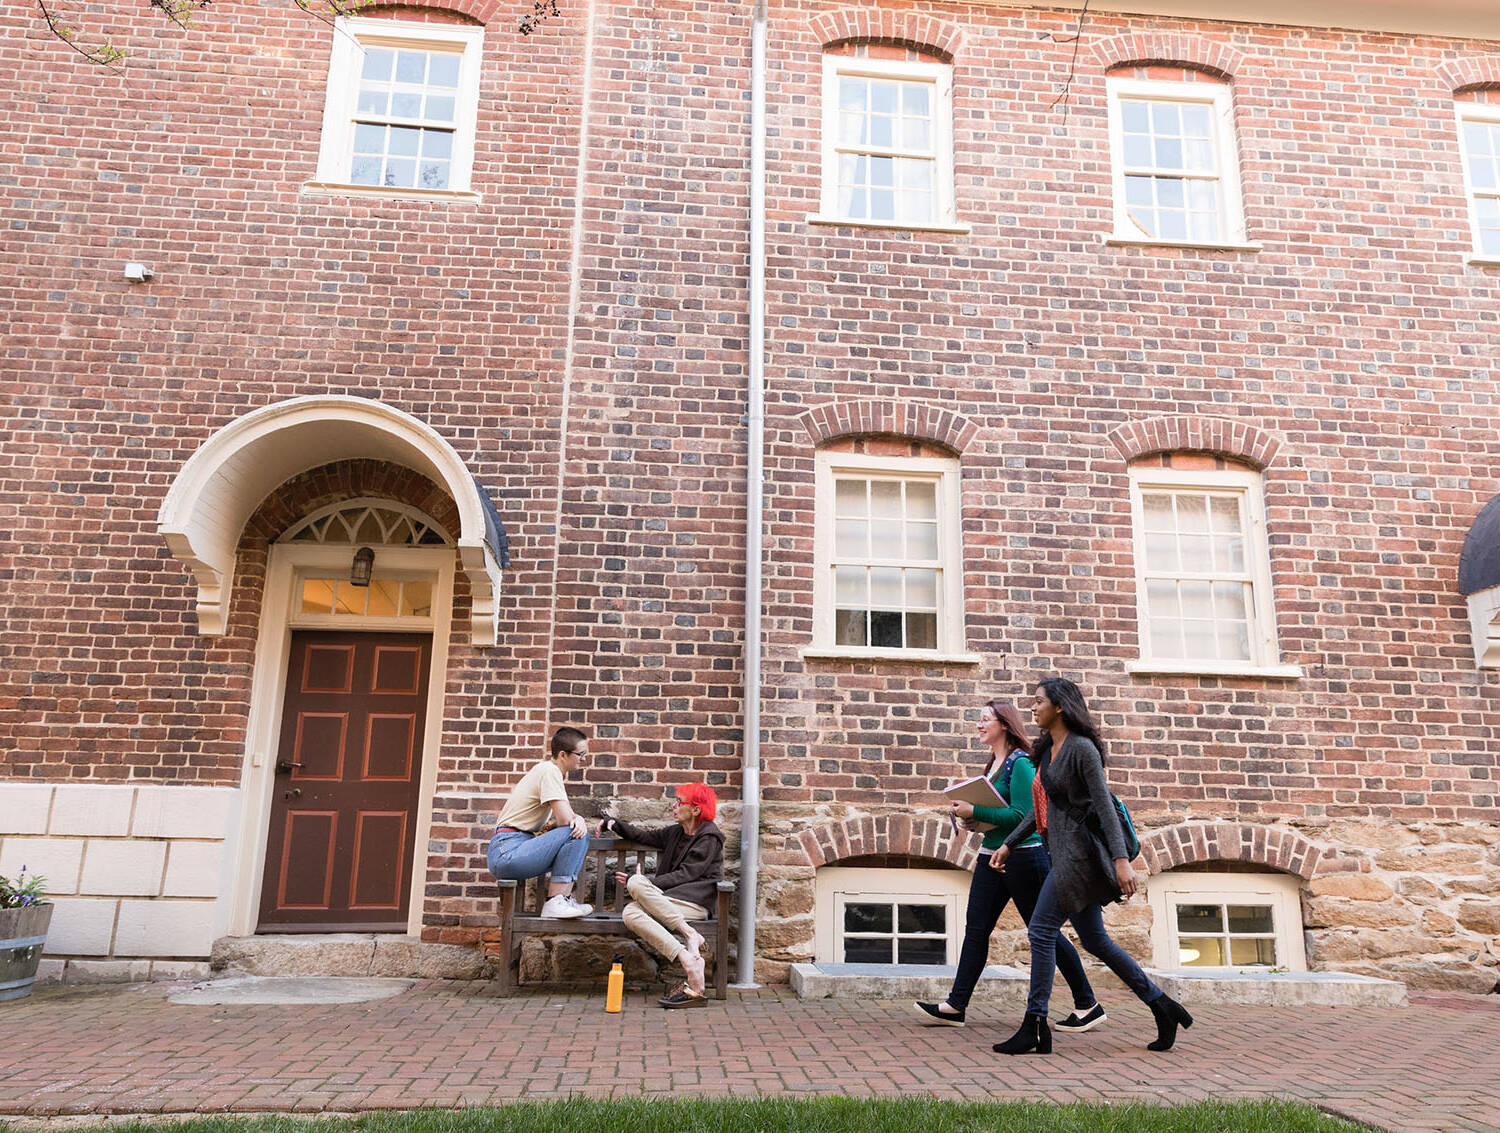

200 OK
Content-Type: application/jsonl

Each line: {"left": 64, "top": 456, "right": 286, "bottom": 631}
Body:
{"left": 212, "top": 934, "right": 489, "bottom": 980}
{"left": 789, "top": 961, "right": 1407, "bottom": 1007}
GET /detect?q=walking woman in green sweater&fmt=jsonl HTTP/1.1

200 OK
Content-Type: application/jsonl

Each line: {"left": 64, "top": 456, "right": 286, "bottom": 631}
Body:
{"left": 913, "top": 700, "right": 1106, "bottom": 1032}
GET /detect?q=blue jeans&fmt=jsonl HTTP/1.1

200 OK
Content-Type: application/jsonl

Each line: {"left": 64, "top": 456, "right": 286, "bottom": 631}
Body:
{"left": 949, "top": 844, "right": 1097, "bottom": 1012}
{"left": 487, "top": 827, "right": 589, "bottom": 884}
{"left": 1025, "top": 870, "right": 1163, "bottom": 1017}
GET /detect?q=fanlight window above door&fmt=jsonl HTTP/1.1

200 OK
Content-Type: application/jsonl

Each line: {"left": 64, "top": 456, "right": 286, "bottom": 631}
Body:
{"left": 278, "top": 499, "right": 453, "bottom": 546}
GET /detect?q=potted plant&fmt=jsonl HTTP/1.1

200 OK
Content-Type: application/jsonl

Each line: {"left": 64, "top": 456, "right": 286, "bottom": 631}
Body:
{"left": 1, "top": 866, "right": 52, "bottom": 1002}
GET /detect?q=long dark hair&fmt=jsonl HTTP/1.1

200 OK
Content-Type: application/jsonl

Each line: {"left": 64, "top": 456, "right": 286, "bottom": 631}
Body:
{"left": 1031, "top": 677, "right": 1107, "bottom": 768}
{"left": 980, "top": 699, "right": 1033, "bottom": 777}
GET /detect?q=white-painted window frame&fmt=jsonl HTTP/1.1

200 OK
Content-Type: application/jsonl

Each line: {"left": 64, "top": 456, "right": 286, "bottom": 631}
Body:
{"left": 1106, "top": 76, "right": 1251, "bottom": 249}
{"left": 1147, "top": 870, "right": 1306, "bottom": 971}
{"left": 310, "top": 16, "right": 484, "bottom": 200}
{"left": 1127, "top": 466, "right": 1300, "bottom": 678}
{"left": 806, "top": 450, "right": 976, "bottom": 663}
{"left": 1455, "top": 100, "right": 1500, "bottom": 263}
{"left": 814, "top": 866, "right": 971, "bottom": 966}
{"left": 813, "top": 54, "right": 960, "bottom": 232}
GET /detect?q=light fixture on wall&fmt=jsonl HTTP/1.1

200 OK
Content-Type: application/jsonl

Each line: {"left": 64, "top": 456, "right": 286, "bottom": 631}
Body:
{"left": 350, "top": 546, "right": 375, "bottom": 587}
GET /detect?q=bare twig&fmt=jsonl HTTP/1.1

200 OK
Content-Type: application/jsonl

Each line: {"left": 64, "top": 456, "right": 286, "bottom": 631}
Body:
{"left": 519, "top": 0, "right": 559, "bottom": 36}
{"left": 1045, "top": 0, "right": 1092, "bottom": 115}
{"left": 35, "top": 0, "right": 125, "bottom": 67}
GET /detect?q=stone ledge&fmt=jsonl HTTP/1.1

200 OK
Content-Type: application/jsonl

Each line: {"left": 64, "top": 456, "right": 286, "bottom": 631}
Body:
{"left": 790, "top": 961, "right": 1407, "bottom": 1007}
{"left": 212, "top": 934, "right": 489, "bottom": 980}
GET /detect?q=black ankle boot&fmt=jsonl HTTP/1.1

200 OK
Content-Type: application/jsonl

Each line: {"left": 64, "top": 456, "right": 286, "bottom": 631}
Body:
{"left": 1147, "top": 994, "right": 1194, "bottom": 1051}
{"left": 992, "top": 1012, "right": 1052, "bottom": 1055}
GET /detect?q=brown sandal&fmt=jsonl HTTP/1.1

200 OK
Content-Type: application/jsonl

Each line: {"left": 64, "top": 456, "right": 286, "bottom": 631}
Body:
{"left": 658, "top": 987, "right": 708, "bottom": 1008}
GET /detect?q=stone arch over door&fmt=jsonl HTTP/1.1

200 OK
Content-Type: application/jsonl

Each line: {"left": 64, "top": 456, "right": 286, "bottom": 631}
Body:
{"left": 1139, "top": 822, "right": 1322, "bottom": 880}
{"left": 793, "top": 814, "right": 980, "bottom": 871}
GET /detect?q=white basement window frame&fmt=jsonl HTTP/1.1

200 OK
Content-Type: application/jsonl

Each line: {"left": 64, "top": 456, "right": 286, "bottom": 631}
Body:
{"left": 1105, "top": 76, "right": 1253, "bottom": 250}
{"left": 812, "top": 54, "right": 961, "bottom": 232}
{"left": 814, "top": 866, "right": 971, "bottom": 966}
{"left": 1456, "top": 101, "right": 1500, "bottom": 263}
{"left": 1126, "top": 466, "right": 1300, "bottom": 678}
{"left": 310, "top": 16, "right": 484, "bottom": 200}
{"left": 1147, "top": 870, "right": 1306, "bottom": 971}
{"left": 806, "top": 449, "right": 976, "bottom": 663}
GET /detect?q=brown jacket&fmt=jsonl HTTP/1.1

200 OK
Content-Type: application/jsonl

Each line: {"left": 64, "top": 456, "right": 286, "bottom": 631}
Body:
{"left": 606, "top": 817, "right": 724, "bottom": 913}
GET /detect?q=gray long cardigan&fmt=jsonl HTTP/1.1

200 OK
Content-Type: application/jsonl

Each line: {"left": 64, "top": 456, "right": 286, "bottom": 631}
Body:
{"left": 1002, "top": 734, "right": 1129, "bottom": 914}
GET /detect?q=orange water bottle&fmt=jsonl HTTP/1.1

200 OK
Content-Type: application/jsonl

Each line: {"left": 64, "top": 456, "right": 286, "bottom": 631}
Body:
{"left": 605, "top": 953, "right": 624, "bottom": 1013}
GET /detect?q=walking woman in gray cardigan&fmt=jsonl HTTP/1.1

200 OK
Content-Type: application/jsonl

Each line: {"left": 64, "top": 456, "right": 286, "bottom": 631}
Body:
{"left": 990, "top": 677, "right": 1194, "bottom": 1055}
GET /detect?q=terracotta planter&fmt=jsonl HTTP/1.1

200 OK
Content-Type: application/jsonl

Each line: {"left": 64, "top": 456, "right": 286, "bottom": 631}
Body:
{"left": 0, "top": 903, "right": 53, "bottom": 1002}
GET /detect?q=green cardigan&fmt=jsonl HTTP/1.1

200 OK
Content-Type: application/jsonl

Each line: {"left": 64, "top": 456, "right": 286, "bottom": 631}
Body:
{"left": 972, "top": 753, "right": 1042, "bottom": 852}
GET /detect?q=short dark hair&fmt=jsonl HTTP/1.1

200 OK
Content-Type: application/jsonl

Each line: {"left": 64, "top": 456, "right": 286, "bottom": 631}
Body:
{"left": 551, "top": 727, "right": 587, "bottom": 758}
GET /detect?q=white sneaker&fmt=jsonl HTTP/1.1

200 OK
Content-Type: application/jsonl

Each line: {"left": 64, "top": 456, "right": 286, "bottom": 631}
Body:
{"left": 539, "top": 895, "right": 593, "bottom": 919}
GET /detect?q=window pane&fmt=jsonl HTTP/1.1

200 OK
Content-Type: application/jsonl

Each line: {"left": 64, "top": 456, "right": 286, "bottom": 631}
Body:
{"left": 1179, "top": 936, "right": 1225, "bottom": 965}
{"left": 1229, "top": 937, "right": 1277, "bottom": 965}
{"left": 901, "top": 118, "right": 931, "bottom": 151}
{"left": 1216, "top": 621, "right": 1252, "bottom": 661}
{"left": 1155, "top": 136, "right": 1184, "bottom": 170}
{"left": 844, "top": 938, "right": 893, "bottom": 963}
{"left": 870, "top": 80, "right": 897, "bottom": 115}
{"left": 903, "top": 83, "right": 930, "bottom": 117}
{"left": 356, "top": 89, "right": 388, "bottom": 115}
{"left": 1187, "top": 179, "right": 1217, "bottom": 212}
{"left": 334, "top": 584, "right": 366, "bottom": 615}
{"left": 898, "top": 904, "right": 945, "bottom": 934}
{"left": 1213, "top": 581, "right": 1248, "bottom": 621}
{"left": 401, "top": 581, "right": 432, "bottom": 617}
{"left": 354, "top": 123, "right": 386, "bottom": 153}
{"left": 1465, "top": 121, "right": 1494, "bottom": 156}
{"left": 906, "top": 568, "right": 937, "bottom": 608}
{"left": 419, "top": 162, "right": 450, "bottom": 190}
{"left": 384, "top": 158, "right": 416, "bottom": 188}
{"left": 427, "top": 52, "right": 460, "bottom": 88}
{"left": 425, "top": 95, "right": 456, "bottom": 124}
{"left": 1227, "top": 905, "right": 1275, "bottom": 934}
{"left": 1176, "top": 904, "right": 1224, "bottom": 934}
{"left": 835, "top": 609, "right": 868, "bottom": 646}
{"left": 1218, "top": 536, "right": 1246, "bottom": 572}
{"left": 870, "top": 517, "right": 902, "bottom": 558}
{"left": 395, "top": 50, "right": 427, "bottom": 83}
{"left": 1142, "top": 493, "right": 1175, "bottom": 530}
{"left": 906, "top": 520, "right": 938, "bottom": 561}
{"left": 1123, "top": 135, "right": 1152, "bottom": 168}
{"left": 1209, "top": 495, "right": 1242, "bottom": 532}
{"left": 1149, "top": 622, "right": 1180, "bottom": 658}
{"left": 868, "top": 113, "right": 893, "bottom": 149}
{"left": 1179, "top": 534, "right": 1213, "bottom": 572}
{"left": 350, "top": 156, "right": 382, "bottom": 186}
{"left": 1152, "top": 102, "right": 1180, "bottom": 136}
{"left": 1183, "top": 620, "right": 1215, "bottom": 658}
{"left": 897, "top": 160, "right": 933, "bottom": 192}
{"left": 301, "top": 578, "right": 336, "bottom": 615}
{"left": 836, "top": 519, "right": 867, "bottom": 557}
{"left": 870, "top": 566, "right": 902, "bottom": 608}
{"left": 897, "top": 937, "right": 947, "bottom": 965}
{"left": 367, "top": 578, "right": 399, "bottom": 617}
{"left": 361, "top": 47, "right": 394, "bottom": 81}
{"left": 905, "top": 612, "right": 937, "bottom": 650}
{"left": 869, "top": 610, "right": 903, "bottom": 647}
{"left": 871, "top": 480, "right": 901, "bottom": 518}
{"left": 1144, "top": 532, "right": 1177, "bottom": 572}
{"left": 1156, "top": 177, "right": 1185, "bottom": 209}
{"left": 1121, "top": 100, "right": 1150, "bottom": 134}
{"left": 835, "top": 565, "right": 867, "bottom": 605}
{"left": 844, "top": 904, "right": 892, "bottom": 933}
{"left": 869, "top": 156, "right": 894, "bottom": 187}
{"left": 839, "top": 76, "right": 865, "bottom": 112}
{"left": 835, "top": 478, "right": 867, "bottom": 516}
{"left": 1125, "top": 175, "right": 1154, "bottom": 207}
{"left": 1181, "top": 103, "right": 1213, "bottom": 138}
{"left": 391, "top": 91, "right": 423, "bottom": 118}
{"left": 1146, "top": 579, "right": 1179, "bottom": 619}
{"left": 423, "top": 131, "right": 453, "bottom": 161}
{"left": 1177, "top": 494, "right": 1208, "bottom": 531}
{"left": 906, "top": 481, "right": 937, "bottom": 519}
{"left": 355, "top": 511, "right": 383, "bottom": 544}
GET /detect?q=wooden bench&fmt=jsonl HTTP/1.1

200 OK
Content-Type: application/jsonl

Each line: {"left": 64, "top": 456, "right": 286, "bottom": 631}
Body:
{"left": 495, "top": 835, "right": 734, "bottom": 998}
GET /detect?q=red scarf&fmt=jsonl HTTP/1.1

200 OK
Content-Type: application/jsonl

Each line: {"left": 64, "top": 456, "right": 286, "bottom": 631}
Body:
{"left": 1031, "top": 772, "right": 1049, "bottom": 835}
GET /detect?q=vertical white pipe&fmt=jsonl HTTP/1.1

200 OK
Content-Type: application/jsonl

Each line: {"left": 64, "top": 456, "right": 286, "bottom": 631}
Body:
{"left": 735, "top": 0, "right": 767, "bottom": 989}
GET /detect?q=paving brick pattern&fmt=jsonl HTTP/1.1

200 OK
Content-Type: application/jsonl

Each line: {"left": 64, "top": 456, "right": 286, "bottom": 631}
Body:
{"left": 1, "top": 983, "right": 1496, "bottom": 1131}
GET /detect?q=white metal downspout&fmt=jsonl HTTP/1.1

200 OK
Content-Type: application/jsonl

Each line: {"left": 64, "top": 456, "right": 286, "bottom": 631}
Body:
{"left": 735, "top": 0, "right": 767, "bottom": 989}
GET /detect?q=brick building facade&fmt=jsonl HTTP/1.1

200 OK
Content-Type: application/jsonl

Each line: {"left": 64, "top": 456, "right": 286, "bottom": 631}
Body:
{"left": 2, "top": 0, "right": 1497, "bottom": 992}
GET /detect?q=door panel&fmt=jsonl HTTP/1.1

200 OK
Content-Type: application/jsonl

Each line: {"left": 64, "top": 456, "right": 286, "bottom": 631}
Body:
{"left": 259, "top": 630, "right": 430, "bottom": 932}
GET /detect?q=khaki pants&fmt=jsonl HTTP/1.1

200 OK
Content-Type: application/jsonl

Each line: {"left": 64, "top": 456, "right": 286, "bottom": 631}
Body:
{"left": 621, "top": 873, "right": 708, "bottom": 961}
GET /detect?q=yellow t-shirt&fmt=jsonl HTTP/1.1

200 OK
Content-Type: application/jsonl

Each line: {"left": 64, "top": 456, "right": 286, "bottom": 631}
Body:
{"left": 496, "top": 760, "right": 568, "bottom": 833}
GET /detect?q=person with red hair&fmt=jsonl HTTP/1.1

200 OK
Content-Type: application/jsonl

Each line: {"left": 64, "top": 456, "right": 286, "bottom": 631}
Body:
{"left": 598, "top": 783, "right": 724, "bottom": 1007}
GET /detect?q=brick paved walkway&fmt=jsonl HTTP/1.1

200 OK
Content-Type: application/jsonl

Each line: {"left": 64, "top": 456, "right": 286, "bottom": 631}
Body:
{"left": 1, "top": 982, "right": 1496, "bottom": 1131}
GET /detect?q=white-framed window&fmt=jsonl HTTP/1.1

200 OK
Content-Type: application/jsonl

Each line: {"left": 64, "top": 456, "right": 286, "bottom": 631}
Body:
{"left": 810, "top": 450, "right": 969, "bottom": 660}
{"left": 312, "top": 17, "right": 484, "bottom": 196}
{"left": 1456, "top": 101, "right": 1500, "bottom": 260}
{"left": 1147, "top": 870, "right": 1306, "bottom": 971}
{"left": 1106, "top": 76, "right": 1247, "bottom": 246}
{"left": 817, "top": 54, "right": 957, "bottom": 229}
{"left": 1128, "top": 466, "right": 1293, "bottom": 677}
{"left": 814, "top": 866, "right": 970, "bottom": 965}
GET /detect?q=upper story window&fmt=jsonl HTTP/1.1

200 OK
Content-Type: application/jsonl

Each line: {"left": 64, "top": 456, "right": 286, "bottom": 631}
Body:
{"left": 1456, "top": 97, "right": 1500, "bottom": 260}
{"left": 817, "top": 47, "right": 957, "bottom": 230}
{"left": 1106, "top": 74, "right": 1247, "bottom": 247}
{"left": 313, "top": 16, "right": 484, "bottom": 197}
{"left": 1128, "top": 463, "right": 1293, "bottom": 677}
{"left": 810, "top": 447, "right": 969, "bottom": 660}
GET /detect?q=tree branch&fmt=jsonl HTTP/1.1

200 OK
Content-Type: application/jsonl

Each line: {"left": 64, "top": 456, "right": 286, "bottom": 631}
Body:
{"left": 35, "top": 0, "right": 125, "bottom": 68}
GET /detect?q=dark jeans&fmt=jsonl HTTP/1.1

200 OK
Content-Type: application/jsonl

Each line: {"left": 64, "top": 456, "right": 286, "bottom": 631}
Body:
{"left": 1025, "top": 869, "right": 1163, "bottom": 1017}
{"left": 948, "top": 844, "right": 1097, "bottom": 1013}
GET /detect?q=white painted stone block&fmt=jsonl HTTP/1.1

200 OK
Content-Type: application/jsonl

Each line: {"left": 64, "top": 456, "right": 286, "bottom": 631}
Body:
{"left": 0, "top": 837, "right": 84, "bottom": 894}
{"left": 131, "top": 787, "right": 237, "bottom": 839}
{"left": 113, "top": 899, "right": 217, "bottom": 958}
{"left": 0, "top": 784, "right": 54, "bottom": 835}
{"left": 48, "top": 785, "right": 135, "bottom": 837}
{"left": 45, "top": 897, "right": 118, "bottom": 956}
{"left": 80, "top": 839, "right": 167, "bottom": 896}
{"left": 162, "top": 841, "right": 224, "bottom": 898}
{"left": 34, "top": 958, "right": 65, "bottom": 984}
{"left": 63, "top": 959, "right": 152, "bottom": 983}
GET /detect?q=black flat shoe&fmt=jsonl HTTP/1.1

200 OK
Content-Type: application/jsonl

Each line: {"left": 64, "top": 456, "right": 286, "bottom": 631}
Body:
{"left": 913, "top": 1001, "right": 965, "bottom": 1026}
{"left": 1054, "top": 1003, "right": 1107, "bottom": 1033}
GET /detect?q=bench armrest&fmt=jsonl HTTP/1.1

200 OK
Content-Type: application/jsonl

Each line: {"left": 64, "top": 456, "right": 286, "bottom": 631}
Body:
{"left": 496, "top": 879, "right": 517, "bottom": 889}
{"left": 716, "top": 881, "right": 736, "bottom": 892}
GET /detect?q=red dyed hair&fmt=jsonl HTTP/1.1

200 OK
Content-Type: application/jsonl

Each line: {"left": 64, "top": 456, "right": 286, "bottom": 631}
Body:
{"left": 676, "top": 782, "right": 718, "bottom": 821}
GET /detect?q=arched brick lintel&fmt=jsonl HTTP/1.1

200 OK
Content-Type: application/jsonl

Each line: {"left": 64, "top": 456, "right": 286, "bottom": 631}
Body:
{"left": 801, "top": 400, "right": 978, "bottom": 455}
{"left": 1108, "top": 415, "right": 1282, "bottom": 470}
{"left": 1437, "top": 57, "right": 1500, "bottom": 93}
{"left": 1091, "top": 32, "right": 1244, "bottom": 81}
{"left": 795, "top": 814, "right": 979, "bottom": 871}
{"left": 360, "top": 0, "right": 495, "bottom": 24}
{"left": 1140, "top": 822, "right": 1321, "bottom": 881}
{"left": 809, "top": 9, "right": 963, "bottom": 61}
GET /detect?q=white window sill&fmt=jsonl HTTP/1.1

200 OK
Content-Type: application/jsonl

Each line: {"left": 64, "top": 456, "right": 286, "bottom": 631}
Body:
{"left": 807, "top": 214, "right": 972, "bottom": 236}
{"left": 1125, "top": 660, "right": 1304, "bottom": 680}
{"left": 1105, "top": 236, "right": 1261, "bottom": 253}
{"left": 801, "top": 646, "right": 983, "bottom": 665}
{"left": 1464, "top": 255, "right": 1500, "bottom": 267}
{"left": 302, "top": 182, "right": 482, "bottom": 203}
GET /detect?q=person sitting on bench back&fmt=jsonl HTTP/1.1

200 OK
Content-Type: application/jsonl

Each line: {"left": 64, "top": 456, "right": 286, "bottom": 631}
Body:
{"left": 598, "top": 783, "right": 724, "bottom": 1007}
{"left": 487, "top": 727, "right": 593, "bottom": 919}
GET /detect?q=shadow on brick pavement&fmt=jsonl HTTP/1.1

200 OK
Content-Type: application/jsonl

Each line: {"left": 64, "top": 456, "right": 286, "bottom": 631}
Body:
{"left": 1, "top": 981, "right": 1497, "bottom": 1132}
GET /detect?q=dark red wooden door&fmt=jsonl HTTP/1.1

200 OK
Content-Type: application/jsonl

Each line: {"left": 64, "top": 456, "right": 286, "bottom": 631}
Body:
{"left": 258, "top": 630, "right": 431, "bottom": 932}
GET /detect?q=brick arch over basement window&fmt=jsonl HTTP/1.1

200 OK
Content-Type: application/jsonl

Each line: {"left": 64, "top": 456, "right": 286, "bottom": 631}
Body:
{"left": 1139, "top": 822, "right": 1321, "bottom": 880}
{"left": 358, "top": 0, "right": 494, "bottom": 24}
{"left": 1107, "top": 415, "right": 1282, "bottom": 470}
{"left": 808, "top": 9, "right": 963, "bottom": 62}
{"left": 1436, "top": 58, "right": 1500, "bottom": 93}
{"left": 794, "top": 814, "right": 979, "bottom": 871}
{"left": 799, "top": 400, "right": 978, "bottom": 455}
{"left": 1090, "top": 32, "right": 1245, "bottom": 82}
